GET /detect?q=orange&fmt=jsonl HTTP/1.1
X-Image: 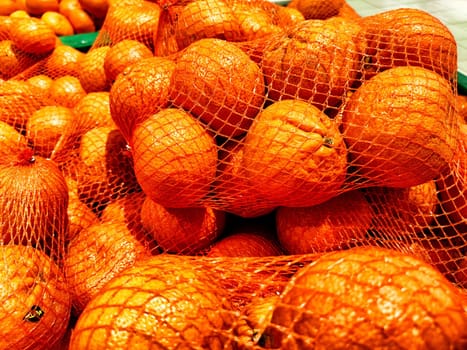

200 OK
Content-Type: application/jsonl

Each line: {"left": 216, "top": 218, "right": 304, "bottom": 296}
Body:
{"left": 287, "top": 0, "right": 344, "bottom": 19}
{"left": 26, "top": 74, "right": 53, "bottom": 92}
{"left": 97, "top": 0, "right": 161, "bottom": 49}
{"left": 131, "top": 108, "right": 218, "bottom": 208}
{"left": 73, "top": 91, "right": 115, "bottom": 132}
{"left": 66, "top": 8, "right": 96, "bottom": 34}
{"left": 58, "top": 0, "right": 80, "bottom": 17}
{"left": 9, "top": 16, "right": 56, "bottom": 55}
{"left": 363, "top": 180, "right": 439, "bottom": 237}
{"left": 44, "top": 44, "right": 84, "bottom": 78}
{"left": 274, "top": 5, "right": 305, "bottom": 28}
{"left": 103, "top": 39, "right": 153, "bottom": 83}
{"left": 174, "top": 0, "right": 242, "bottom": 50}
{"left": 261, "top": 247, "right": 467, "bottom": 348}
{"left": 9, "top": 9, "right": 30, "bottom": 18}
{"left": 276, "top": 190, "right": 372, "bottom": 254}
{"left": 68, "top": 254, "right": 233, "bottom": 349}
{"left": 77, "top": 45, "right": 111, "bottom": 92}
{"left": 48, "top": 75, "right": 87, "bottom": 108}
{"left": 0, "top": 0, "right": 22, "bottom": 16}
{"left": 231, "top": 2, "right": 283, "bottom": 41}
{"left": 0, "top": 79, "right": 50, "bottom": 131}
{"left": 79, "top": 0, "right": 109, "bottom": 20}
{"left": 0, "top": 120, "right": 29, "bottom": 157}
{"left": 25, "top": 0, "right": 59, "bottom": 16}
{"left": 360, "top": 8, "right": 457, "bottom": 82}
{"left": 109, "top": 56, "right": 175, "bottom": 143}
{"left": 0, "top": 245, "right": 71, "bottom": 350}
{"left": 26, "top": 105, "right": 80, "bottom": 159}
{"left": 342, "top": 66, "right": 457, "bottom": 188}
{"left": 458, "top": 94, "right": 467, "bottom": 122}
{"left": 64, "top": 220, "right": 152, "bottom": 314}
{"left": 140, "top": 196, "right": 225, "bottom": 255}
{"left": 0, "top": 39, "right": 40, "bottom": 79}
{"left": 215, "top": 140, "right": 277, "bottom": 218}
{"left": 171, "top": 38, "right": 265, "bottom": 138}
{"left": 76, "top": 126, "right": 140, "bottom": 213}
{"left": 65, "top": 177, "right": 99, "bottom": 242}
{"left": 242, "top": 99, "right": 348, "bottom": 207}
{"left": 337, "top": 1, "right": 360, "bottom": 20}
{"left": 207, "top": 232, "right": 283, "bottom": 257}
{"left": 41, "top": 10, "right": 74, "bottom": 36}
{"left": 437, "top": 123, "right": 467, "bottom": 227}
{"left": 0, "top": 15, "right": 13, "bottom": 38}
{"left": 262, "top": 16, "right": 364, "bottom": 109}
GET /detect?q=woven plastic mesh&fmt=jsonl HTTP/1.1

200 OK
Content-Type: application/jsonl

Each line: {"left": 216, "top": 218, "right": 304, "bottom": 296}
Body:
{"left": 0, "top": 0, "right": 466, "bottom": 349}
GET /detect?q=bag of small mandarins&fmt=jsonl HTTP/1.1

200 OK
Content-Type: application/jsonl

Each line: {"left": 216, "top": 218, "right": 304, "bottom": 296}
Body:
{"left": 1, "top": 0, "right": 466, "bottom": 349}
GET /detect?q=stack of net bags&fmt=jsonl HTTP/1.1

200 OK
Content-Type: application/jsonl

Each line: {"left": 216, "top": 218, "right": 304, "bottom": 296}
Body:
{"left": 0, "top": 0, "right": 466, "bottom": 349}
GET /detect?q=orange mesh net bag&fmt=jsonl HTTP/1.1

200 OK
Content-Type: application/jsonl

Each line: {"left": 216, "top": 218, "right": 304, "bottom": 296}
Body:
{"left": 0, "top": 0, "right": 466, "bottom": 348}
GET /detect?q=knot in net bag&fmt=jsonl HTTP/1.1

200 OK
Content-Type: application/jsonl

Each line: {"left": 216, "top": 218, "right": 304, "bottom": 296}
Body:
{"left": 1, "top": 0, "right": 466, "bottom": 349}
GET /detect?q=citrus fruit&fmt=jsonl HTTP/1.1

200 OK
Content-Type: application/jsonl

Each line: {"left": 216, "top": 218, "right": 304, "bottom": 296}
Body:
{"left": 0, "top": 120, "right": 29, "bottom": 158}
{"left": 262, "top": 16, "right": 364, "bottom": 109}
{"left": 9, "top": 16, "right": 56, "bottom": 55}
{"left": 131, "top": 108, "right": 217, "bottom": 208}
{"left": 25, "top": 0, "right": 59, "bottom": 16}
{"left": 276, "top": 190, "right": 372, "bottom": 254}
{"left": 48, "top": 75, "right": 87, "bottom": 108}
{"left": 140, "top": 196, "right": 225, "bottom": 255}
{"left": 103, "top": 39, "right": 153, "bottom": 83}
{"left": 360, "top": 8, "right": 457, "bottom": 82}
{"left": 44, "top": 44, "right": 84, "bottom": 78}
{"left": 69, "top": 254, "right": 234, "bottom": 349}
{"left": 0, "top": 39, "right": 39, "bottom": 79}
{"left": 363, "top": 180, "right": 439, "bottom": 237}
{"left": 170, "top": 37, "right": 265, "bottom": 138}
{"left": 0, "top": 245, "right": 71, "bottom": 350}
{"left": 73, "top": 91, "right": 115, "bottom": 132}
{"left": 109, "top": 56, "right": 175, "bottom": 143}
{"left": 78, "top": 45, "right": 111, "bottom": 93}
{"left": 342, "top": 66, "right": 457, "bottom": 188}
{"left": 207, "top": 232, "right": 283, "bottom": 257}
{"left": 242, "top": 99, "right": 348, "bottom": 207}
{"left": 263, "top": 246, "right": 467, "bottom": 348}
{"left": 64, "top": 220, "right": 152, "bottom": 314}
{"left": 287, "top": 0, "right": 344, "bottom": 19}
{"left": 41, "top": 10, "right": 74, "bottom": 36}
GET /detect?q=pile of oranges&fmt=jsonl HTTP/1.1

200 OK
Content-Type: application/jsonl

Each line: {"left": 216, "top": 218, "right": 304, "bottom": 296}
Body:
{"left": 0, "top": 0, "right": 466, "bottom": 348}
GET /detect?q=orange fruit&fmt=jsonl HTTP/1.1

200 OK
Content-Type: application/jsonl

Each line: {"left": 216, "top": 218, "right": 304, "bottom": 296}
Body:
{"left": 44, "top": 44, "right": 84, "bottom": 78}
{"left": 231, "top": 2, "right": 283, "bottom": 41}
{"left": 79, "top": 0, "right": 109, "bottom": 19}
{"left": 77, "top": 45, "right": 111, "bottom": 92}
{"left": 458, "top": 94, "right": 467, "bottom": 122}
{"left": 76, "top": 126, "right": 140, "bottom": 213}
{"left": 109, "top": 56, "right": 175, "bottom": 143}
{"left": 65, "top": 177, "right": 99, "bottom": 242}
{"left": 287, "top": 0, "right": 344, "bottom": 19}
{"left": 262, "top": 16, "right": 364, "bottom": 109}
{"left": 360, "top": 8, "right": 457, "bottom": 82}
{"left": 274, "top": 5, "right": 306, "bottom": 28}
{"left": 0, "top": 120, "right": 29, "bottom": 157}
{"left": 242, "top": 99, "right": 348, "bottom": 207}
{"left": 363, "top": 180, "right": 439, "bottom": 237}
{"left": 99, "top": 191, "right": 152, "bottom": 242}
{"left": 0, "top": 0, "right": 22, "bottom": 16}
{"left": 215, "top": 140, "right": 277, "bottom": 218}
{"left": 140, "top": 196, "right": 225, "bottom": 255}
{"left": 337, "top": 1, "right": 360, "bottom": 20}
{"left": 437, "top": 123, "right": 467, "bottom": 227}
{"left": 260, "top": 246, "right": 467, "bottom": 348}
{"left": 41, "top": 10, "right": 74, "bottom": 36}
{"left": 453, "top": 256, "right": 467, "bottom": 289}
{"left": 98, "top": 0, "right": 161, "bottom": 49}
{"left": 10, "top": 9, "right": 30, "bottom": 18}
{"left": 207, "top": 232, "right": 283, "bottom": 257}
{"left": 27, "top": 73, "right": 53, "bottom": 92}
{"left": 276, "top": 190, "right": 372, "bottom": 254}
{"left": 174, "top": 0, "right": 242, "bottom": 50}
{"left": 0, "top": 39, "right": 40, "bottom": 79}
{"left": 25, "top": 0, "right": 59, "bottom": 16}
{"left": 68, "top": 254, "right": 233, "bottom": 349}
{"left": 67, "top": 7, "right": 96, "bottom": 33}
{"left": 64, "top": 220, "right": 152, "bottom": 314}
{"left": 26, "top": 105, "right": 80, "bottom": 159}
{"left": 9, "top": 16, "right": 56, "bottom": 55}
{"left": 0, "top": 15, "right": 13, "bottom": 38}
{"left": 0, "top": 79, "right": 50, "bottom": 131}
{"left": 73, "top": 91, "right": 115, "bottom": 132}
{"left": 342, "top": 66, "right": 457, "bottom": 188}
{"left": 131, "top": 108, "right": 217, "bottom": 208}
{"left": 48, "top": 75, "right": 87, "bottom": 108}
{"left": 103, "top": 39, "right": 153, "bottom": 83}
{"left": 58, "top": 0, "right": 80, "bottom": 17}
{"left": 171, "top": 38, "right": 265, "bottom": 138}
{"left": 0, "top": 245, "right": 71, "bottom": 350}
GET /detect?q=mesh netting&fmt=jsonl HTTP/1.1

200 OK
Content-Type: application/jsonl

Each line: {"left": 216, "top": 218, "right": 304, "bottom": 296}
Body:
{"left": 0, "top": 0, "right": 466, "bottom": 349}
